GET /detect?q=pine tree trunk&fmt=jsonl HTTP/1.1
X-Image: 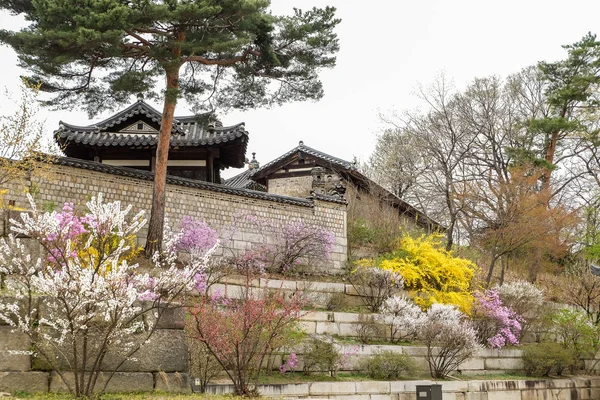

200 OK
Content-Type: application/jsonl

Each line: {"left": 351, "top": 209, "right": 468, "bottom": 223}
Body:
{"left": 145, "top": 69, "right": 179, "bottom": 257}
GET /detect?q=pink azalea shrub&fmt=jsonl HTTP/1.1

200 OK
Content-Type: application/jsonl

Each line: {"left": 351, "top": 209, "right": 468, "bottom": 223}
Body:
{"left": 472, "top": 289, "right": 523, "bottom": 349}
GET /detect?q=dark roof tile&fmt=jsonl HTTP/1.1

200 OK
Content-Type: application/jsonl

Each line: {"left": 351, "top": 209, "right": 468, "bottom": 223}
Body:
{"left": 55, "top": 100, "right": 248, "bottom": 148}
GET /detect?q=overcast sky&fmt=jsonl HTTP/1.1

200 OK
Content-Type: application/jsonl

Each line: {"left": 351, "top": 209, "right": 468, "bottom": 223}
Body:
{"left": 1, "top": 0, "right": 600, "bottom": 179}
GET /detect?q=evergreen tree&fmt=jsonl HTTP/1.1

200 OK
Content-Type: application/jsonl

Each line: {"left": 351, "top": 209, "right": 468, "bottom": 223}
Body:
{"left": 0, "top": 0, "right": 340, "bottom": 255}
{"left": 523, "top": 33, "right": 600, "bottom": 189}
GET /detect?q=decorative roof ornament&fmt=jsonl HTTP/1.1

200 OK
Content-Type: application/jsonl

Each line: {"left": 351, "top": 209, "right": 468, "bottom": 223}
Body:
{"left": 136, "top": 93, "right": 144, "bottom": 101}
{"left": 249, "top": 152, "right": 260, "bottom": 170}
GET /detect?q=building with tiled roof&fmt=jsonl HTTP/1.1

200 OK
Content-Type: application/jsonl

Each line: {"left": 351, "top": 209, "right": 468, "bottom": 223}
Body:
{"left": 54, "top": 97, "right": 248, "bottom": 183}
{"left": 226, "top": 142, "right": 444, "bottom": 232}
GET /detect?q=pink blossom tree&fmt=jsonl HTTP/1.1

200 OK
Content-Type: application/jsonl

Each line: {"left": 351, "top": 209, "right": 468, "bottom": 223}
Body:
{"left": 472, "top": 289, "right": 523, "bottom": 349}
{"left": 0, "top": 194, "right": 214, "bottom": 397}
{"left": 189, "top": 258, "right": 305, "bottom": 396}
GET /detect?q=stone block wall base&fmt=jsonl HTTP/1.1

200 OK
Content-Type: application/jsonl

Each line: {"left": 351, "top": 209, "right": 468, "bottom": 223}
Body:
{"left": 0, "top": 371, "right": 48, "bottom": 393}
{"left": 50, "top": 371, "right": 154, "bottom": 393}
{"left": 154, "top": 372, "right": 191, "bottom": 393}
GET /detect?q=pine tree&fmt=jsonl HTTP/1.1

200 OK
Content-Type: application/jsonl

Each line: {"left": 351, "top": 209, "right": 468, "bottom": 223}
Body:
{"left": 0, "top": 0, "right": 340, "bottom": 255}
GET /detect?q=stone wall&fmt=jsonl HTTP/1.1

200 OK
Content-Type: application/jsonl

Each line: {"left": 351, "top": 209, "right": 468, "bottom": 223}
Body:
{"left": 267, "top": 175, "right": 314, "bottom": 198}
{"left": 204, "top": 377, "right": 600, "bottom": 399}
{"left": 1, "top": 158, "right": 347, "bottom": 271}
{"left": 0, "top": 297, "right": 190, "bottom": 394}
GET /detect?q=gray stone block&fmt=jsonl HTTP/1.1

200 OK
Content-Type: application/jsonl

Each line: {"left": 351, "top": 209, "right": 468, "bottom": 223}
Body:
{"left": 154, "top": 372, "right": 191, "bottom": 393}
{"left": 0, "top": 371, "right": 48, "bottom": 393}
{"left": 50, "top": 371, "right": 154, "bottom": 393}
{"left": 0, "top": 326, "right": 30, "bottom": 371}
{"left": 0, "top": 296, "right": 37, "bottom": 326}
{"left": 103, "top": 329, "right": 189, "bottom": 372}
{"left": 355, "top": 381, "right": 390, "bottom": 394}
{"left": 154, "top": 306, "right": 186, "bottom": 330}
{"left": 310, "top": 381, "right": 356, "bottom": 395}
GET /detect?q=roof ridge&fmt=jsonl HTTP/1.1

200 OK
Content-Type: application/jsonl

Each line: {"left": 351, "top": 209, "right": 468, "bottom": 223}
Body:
{"left": 253, "top": 143, "right": 355, "bottom": 176}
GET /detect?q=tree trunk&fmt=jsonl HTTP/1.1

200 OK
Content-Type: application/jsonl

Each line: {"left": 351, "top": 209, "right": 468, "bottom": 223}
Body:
{"left": 144, "top": 69, "right": 180, "bottom": 257}
{"left": 486, "top": 251, "right": 499, "bottom": 287}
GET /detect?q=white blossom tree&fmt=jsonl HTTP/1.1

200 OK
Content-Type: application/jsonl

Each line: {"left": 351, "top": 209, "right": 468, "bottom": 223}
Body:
{"left": 0, "top": 194, "right": 214, "bottom": 397}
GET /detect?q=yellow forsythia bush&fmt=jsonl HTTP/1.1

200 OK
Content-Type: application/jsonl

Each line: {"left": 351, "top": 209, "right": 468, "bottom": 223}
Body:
{"left": 378, "top": 235, "right": 476, "bottom": 314}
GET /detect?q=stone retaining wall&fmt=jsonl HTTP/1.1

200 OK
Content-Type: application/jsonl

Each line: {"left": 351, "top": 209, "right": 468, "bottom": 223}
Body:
{"left": 2, "top": 159, "right": 348, "bottom": 271}
{"left": 204, "top": 377, "right": 600, "bottom": 399}
{"left": 0, "top": 296, "right": 190, "bottom": 394}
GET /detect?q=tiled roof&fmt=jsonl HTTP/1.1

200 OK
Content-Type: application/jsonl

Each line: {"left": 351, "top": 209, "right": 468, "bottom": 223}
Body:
{"left": 253, "top": 142, "right": 356, "bottom": 176}
{"left": 55, "top": 100, "right": 248, "bottom": 148}
{"left": 50, "top": 156, "right": 326, "bottom": 207}
{"left": 249, "top": 142, "right": 445, "bottom": 231}
{"left": 224, "top": 169, "right": 266, "bottom": 191}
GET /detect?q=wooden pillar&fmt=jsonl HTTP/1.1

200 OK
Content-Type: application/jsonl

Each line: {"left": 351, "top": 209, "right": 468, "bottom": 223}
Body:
{"left": 207, "top": 152, "right": 214, "bottom": 183}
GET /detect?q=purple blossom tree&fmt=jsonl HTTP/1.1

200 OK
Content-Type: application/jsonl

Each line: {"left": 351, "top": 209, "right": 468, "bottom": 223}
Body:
{"left": 243, "top": 216, "right": 335, "bottom": 274}
{"left": 472, "top": 289, "right": 523, "bottom": 349}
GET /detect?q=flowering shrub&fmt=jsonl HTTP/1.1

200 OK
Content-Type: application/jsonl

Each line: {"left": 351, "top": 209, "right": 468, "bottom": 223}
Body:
{"left": 420, "top": 303, "right": 481, "bottom": 378}
{"left": 0, "top": 195, "right": 213, "bottom": 398}
{"left": 280, "top": 353, "right": 299, "bottom": 373}
{"left": 495, "top": 281, "right": 544, "bottom": 340}
{"left": 189, "top": 264, "right": 305, "bottom": 396}
{"left": 376, "top": 235, "right": 476, "bottom": 313}
{"left": 245, "top": 216, "right": 335, "bottom": 274}
{"left": 472, "top": 289, "right": 522, "bottom": 349}
{"left": 349, "top": 266, "right": 404, "bottom": 312}
{"left": 379, "top": 295, "right": 425, "bottom": 343}
{"left": 172, "top": 216, "right": 218, "bottom": 255}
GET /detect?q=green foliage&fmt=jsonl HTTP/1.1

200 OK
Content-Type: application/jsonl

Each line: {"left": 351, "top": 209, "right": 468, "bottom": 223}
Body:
{"left": 358, "top": 350, "right": 417, "bottom": 379}
{"left": 0, "top": 1, "right": 341, "bottom": 114}
{"left": 374, "top": 235, "right": 476, "bottom": 314}
{"left": 551, "top": 309, "right": 600, "bottom": 371}
{"left": 303, "top": 338, "right": 341, "bottom": 377}
{"left": 523, "top": 343, "right": 573, "bottom": 377}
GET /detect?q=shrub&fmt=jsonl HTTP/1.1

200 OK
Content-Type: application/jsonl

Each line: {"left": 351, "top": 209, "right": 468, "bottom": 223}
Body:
{"left": 551, "top": 309, "right": 600, "bottom": 372}
{"left": 523, "top": 343, "right": 573, "bottom": 376}
{"left": 325, "top": 292, "right": 348, "bottom": 311}
{"left": 495, "top": 281, "right": 543, "bottom": 340}
{"left": 378, "top": 295, "right": 425, "bottom": 343}
{"left": 421, "top": 303, "right": 481, "bottom": 378}
{"left": 349, "top": 266, "right": 403, "bottom": 312}
{"left": 303, "top": 338, "right": 341, "bottom": 377}
{"left": 358, "top": 350, "right": 417, "bottom": 379}
{"left": 245, "top": 216, "right": 335, "bottom": 275}
{"left": 353, "top": 314, "right": 384, "bottom": 344}
{"left": 189, "top": 263, "right": 305, "bottom": 397}
{"left": 471, "top": 289, "right": 522, "bottom": 349}
{"left": 377, "top": 235, "right": 476, "bottom": 313}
